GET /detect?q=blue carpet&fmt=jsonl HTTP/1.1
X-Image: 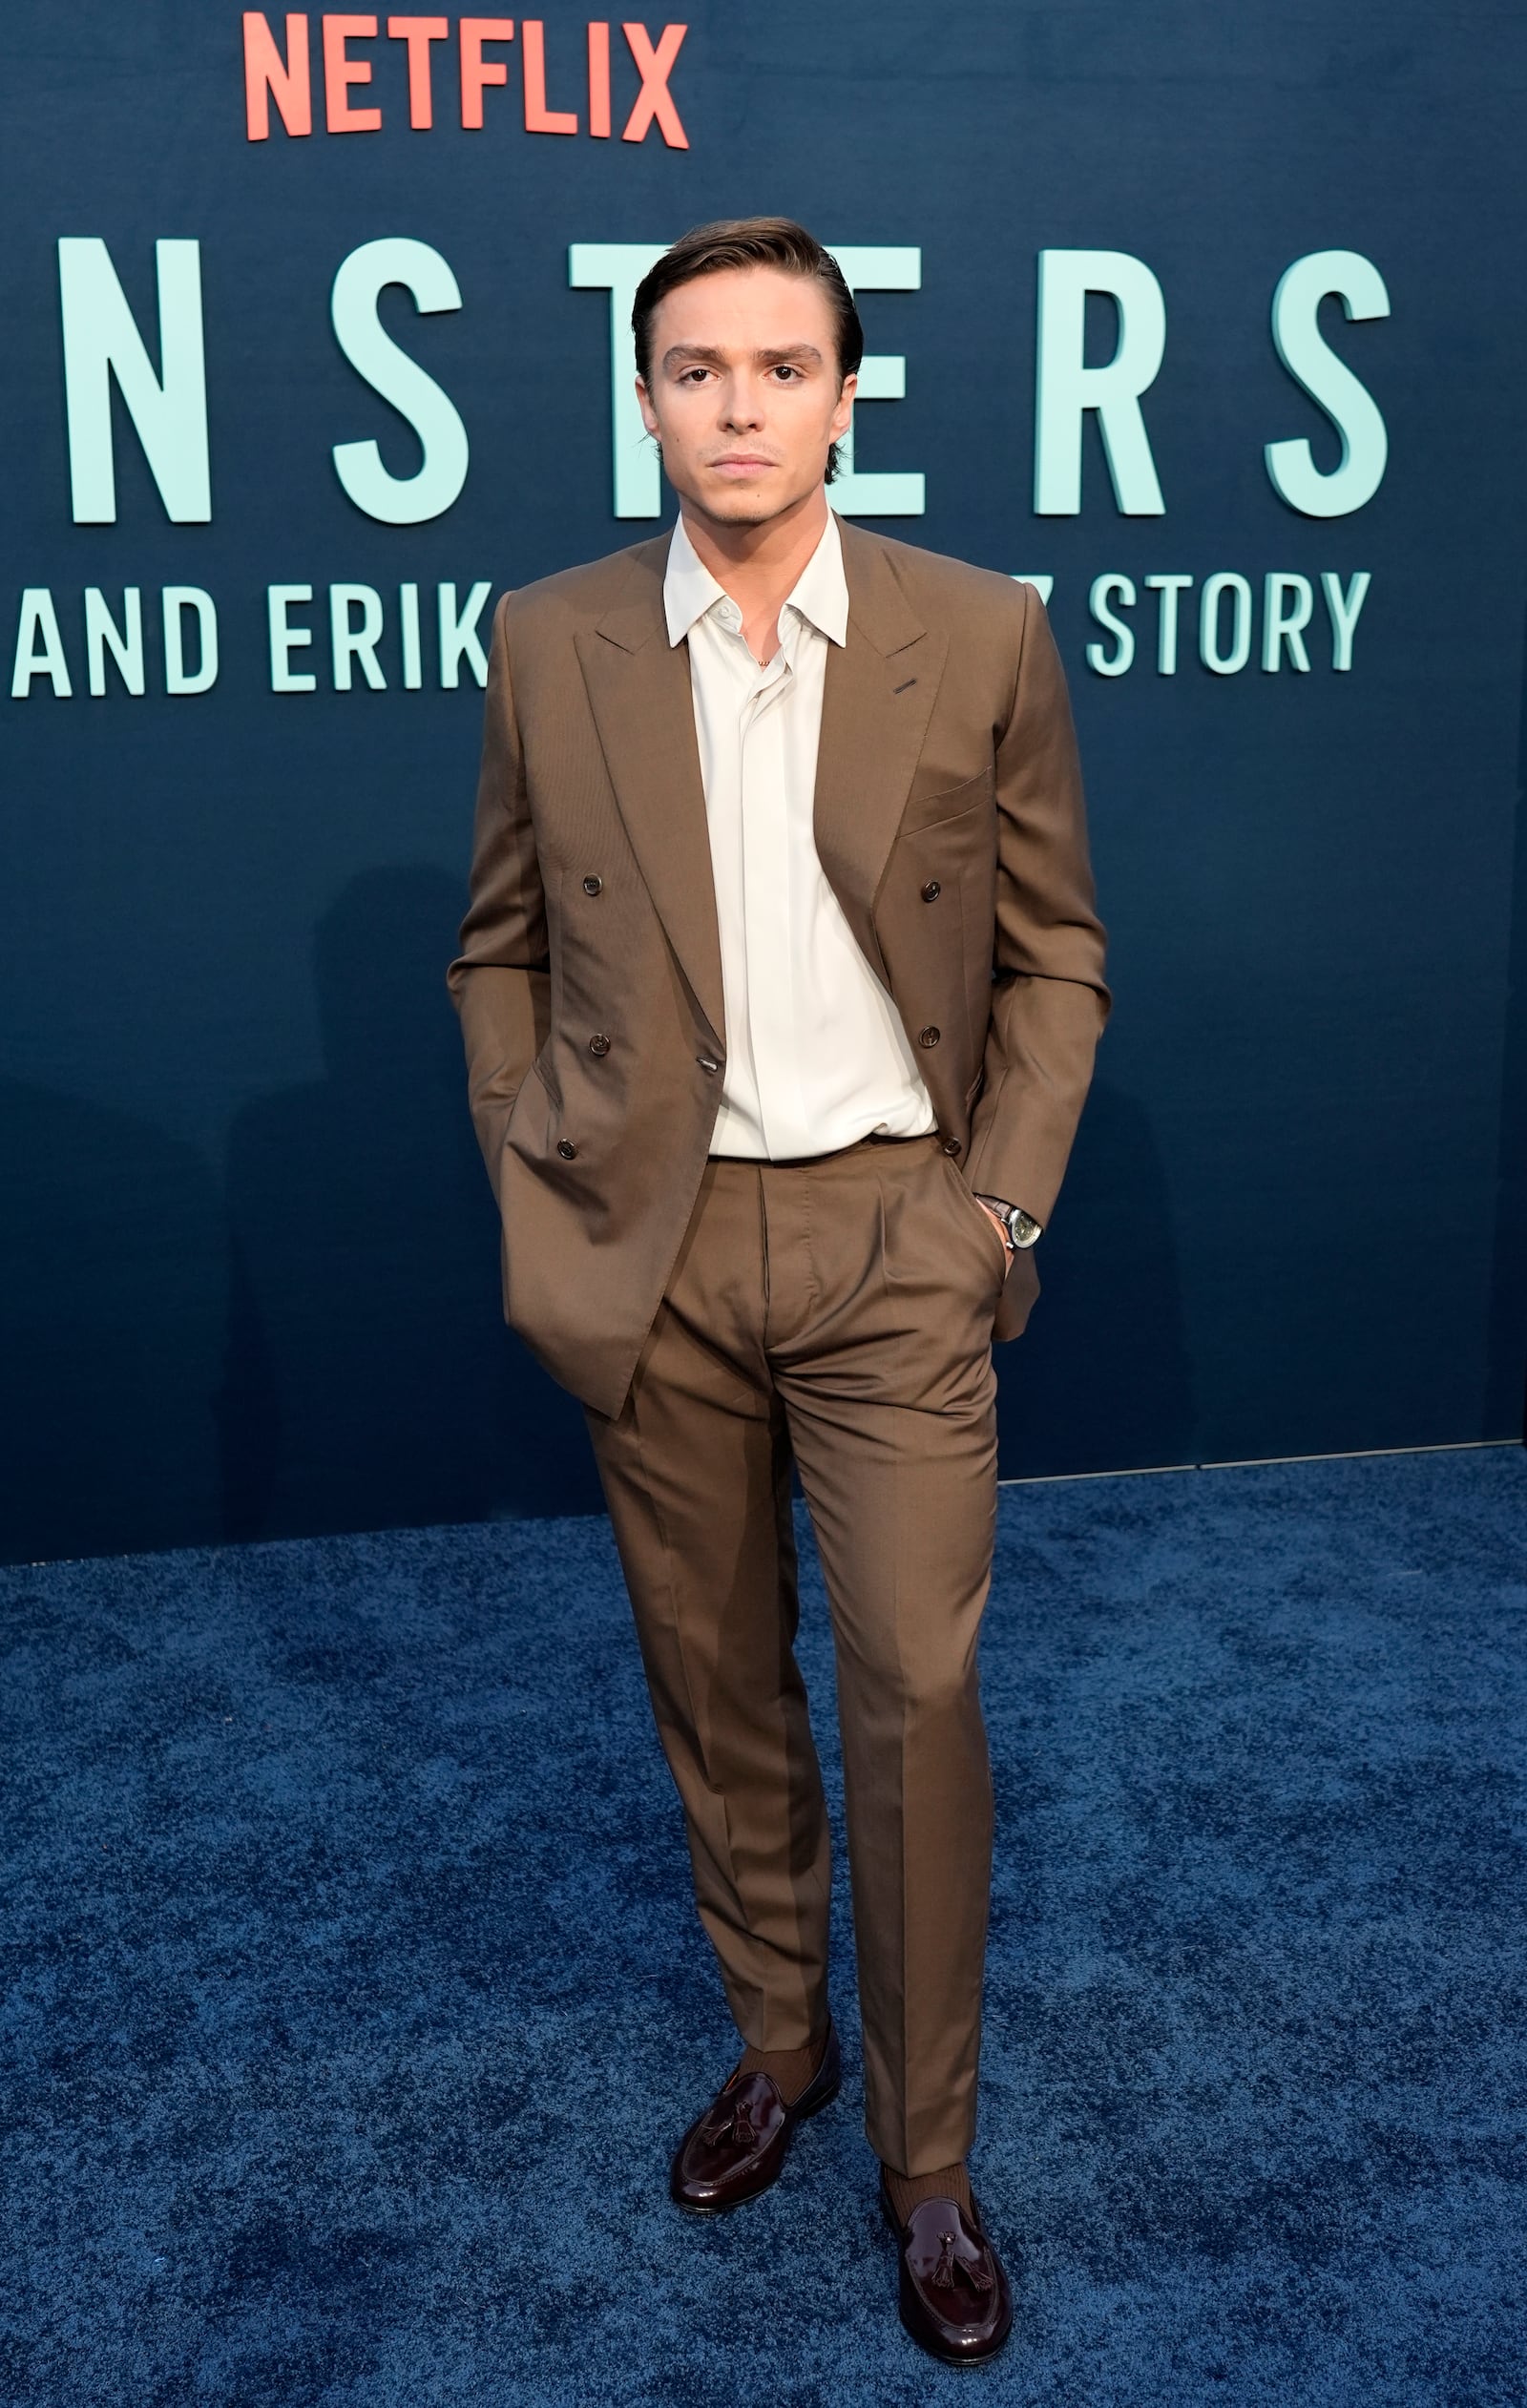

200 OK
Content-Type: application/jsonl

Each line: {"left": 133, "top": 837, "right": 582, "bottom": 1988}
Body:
{"left": 3, "top": 1447, "right": 1524, "bottom": 2406}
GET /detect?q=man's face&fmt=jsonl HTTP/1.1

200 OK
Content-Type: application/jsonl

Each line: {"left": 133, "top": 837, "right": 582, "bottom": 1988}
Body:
{"left": 636, "top": 264, "right": 857, "bottom": 528}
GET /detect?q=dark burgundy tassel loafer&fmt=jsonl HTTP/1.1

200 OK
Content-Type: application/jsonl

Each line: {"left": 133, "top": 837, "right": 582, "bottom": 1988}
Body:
{"left": 669, "top": 2022, "right": 842, "bottom": 2213}
{"left": 879, "top": 2171, "right": 1014, "bottom": 2365}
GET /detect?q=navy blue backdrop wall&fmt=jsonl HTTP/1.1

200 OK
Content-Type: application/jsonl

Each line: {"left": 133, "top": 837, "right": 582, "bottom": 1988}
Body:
{"left": 2, "top": 2, "right": 1523, "bottom": 1564}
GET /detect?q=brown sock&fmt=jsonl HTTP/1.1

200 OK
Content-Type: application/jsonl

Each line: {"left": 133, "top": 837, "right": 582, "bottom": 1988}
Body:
{"left": 883, "top": 2161, "right": 974, "bottom": 2223}
{"left": 735, "top": 2022, "right": 829, "bottom": 2105}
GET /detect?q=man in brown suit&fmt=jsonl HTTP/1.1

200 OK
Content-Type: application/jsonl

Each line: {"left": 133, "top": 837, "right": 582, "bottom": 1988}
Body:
{"left": 449, "top": 218, "right": 1109, "bottom": 2364}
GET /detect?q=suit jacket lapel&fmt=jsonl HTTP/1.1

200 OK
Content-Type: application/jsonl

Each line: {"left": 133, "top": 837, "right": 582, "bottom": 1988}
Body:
{"left": 575, "top": 536, "right": 726, "bottom": 1047}
{"left": 813, "top": 517, "right": 949, "bottom": 987}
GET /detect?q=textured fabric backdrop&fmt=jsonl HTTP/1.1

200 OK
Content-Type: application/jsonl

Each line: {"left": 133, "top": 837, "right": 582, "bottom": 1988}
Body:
{"left": 1, "top": 2, "right": 1523, "bottom": 1560}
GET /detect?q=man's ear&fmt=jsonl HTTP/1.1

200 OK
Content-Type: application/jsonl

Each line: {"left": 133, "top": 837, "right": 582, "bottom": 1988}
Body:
{"left": 635, "top": 374, "right": 660, "bottom": 440}
{"left": 829, "top": 370, "right": 858, "bottom": 445}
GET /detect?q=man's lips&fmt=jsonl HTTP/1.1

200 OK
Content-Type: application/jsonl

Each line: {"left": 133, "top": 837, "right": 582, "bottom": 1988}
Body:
{"left": 710, "top": 455, "right": 776, "bottom": 471}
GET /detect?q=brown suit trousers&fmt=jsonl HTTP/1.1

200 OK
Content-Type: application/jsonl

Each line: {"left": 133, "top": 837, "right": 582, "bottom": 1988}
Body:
{"left": 584, "top": 1131, "right": 1011, "bottom": 2174}
{"left": 448, "top": 517, "right": 1109, "bottom": 2177}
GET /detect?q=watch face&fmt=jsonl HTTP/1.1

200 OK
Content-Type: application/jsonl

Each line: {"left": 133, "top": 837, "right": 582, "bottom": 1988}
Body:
{"left": 976, "top": 1195, "right": 1042, "bottom": 1247}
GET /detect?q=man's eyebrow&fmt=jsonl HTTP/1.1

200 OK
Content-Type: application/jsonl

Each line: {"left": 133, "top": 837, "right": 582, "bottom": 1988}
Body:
{"left": 659, "top": 344, "right": 728, "bottom": 371}
{"left": 659, "top": 342, "right": 827, "bottom": 371}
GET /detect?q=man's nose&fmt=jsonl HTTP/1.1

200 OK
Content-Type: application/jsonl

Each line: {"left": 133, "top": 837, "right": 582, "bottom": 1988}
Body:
{"left": 720, "top": 377, "right": 766, "bottom": 429}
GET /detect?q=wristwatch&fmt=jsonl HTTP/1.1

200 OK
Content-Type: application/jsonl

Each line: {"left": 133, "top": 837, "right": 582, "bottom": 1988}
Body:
{"left": 974, "top": 1195, "right": 1043, "bottom": 1251}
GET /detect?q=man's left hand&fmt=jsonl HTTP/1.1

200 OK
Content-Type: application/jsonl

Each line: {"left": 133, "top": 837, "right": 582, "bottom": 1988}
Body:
{"left": 975, "top": 1198, "right": 1015, "bottom": 1262}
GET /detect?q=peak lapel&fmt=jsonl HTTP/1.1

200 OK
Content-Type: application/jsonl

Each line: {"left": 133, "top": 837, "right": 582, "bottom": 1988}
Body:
{"left": 574, "top": 538, "right": 725, "bottom": 1047}
{"left": 813, "top": 520, "right": 949, "bottom": 986}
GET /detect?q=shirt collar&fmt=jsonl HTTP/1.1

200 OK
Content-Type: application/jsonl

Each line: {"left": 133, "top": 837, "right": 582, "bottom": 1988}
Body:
{"left": 662, "top": 506, "right": 849, "bottom": 650}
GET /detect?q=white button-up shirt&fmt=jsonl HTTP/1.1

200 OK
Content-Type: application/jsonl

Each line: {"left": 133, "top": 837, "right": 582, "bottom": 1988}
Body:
{"left": 663, "top": 506, "right": 937, "bottom": 1161}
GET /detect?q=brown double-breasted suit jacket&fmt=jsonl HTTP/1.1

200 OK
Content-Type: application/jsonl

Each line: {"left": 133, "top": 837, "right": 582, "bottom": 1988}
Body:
{"left": 448, "top": 514, "right": 1111, "bottom": 1419}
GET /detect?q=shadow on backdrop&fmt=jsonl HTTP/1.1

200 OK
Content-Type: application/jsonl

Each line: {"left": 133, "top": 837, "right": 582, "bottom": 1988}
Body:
{"left": 0, "top": 1080, "right": 225, "bottom": 1564}
{"left": 219, "top": 865, "right": 600, "bottom": 1541}
{"left": 995, "top": 1076, "right": 1196, "bottom": 1476}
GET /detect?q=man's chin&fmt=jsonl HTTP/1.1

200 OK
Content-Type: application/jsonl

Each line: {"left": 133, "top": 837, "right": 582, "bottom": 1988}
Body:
{"left": 704, "top": 499, "right": 775, "bottom": 528}
{"left": 689, "top": 477, "right": 815, "bottom": 529}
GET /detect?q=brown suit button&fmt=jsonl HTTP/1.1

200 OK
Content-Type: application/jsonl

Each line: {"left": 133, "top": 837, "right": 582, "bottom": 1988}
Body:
{"left": 581, "top": 874, "right": 602, "bottom": 895}
{"left": 921, "top": 879, "right": 941, "bottom": 902}
{"left": 556, "top": 1139, "right": 577, "bottom": 1160}
{"left": 918, "top": 1025, "right": 941, "bottom": 1048}
{"left": 588, "top": 1033, "right": 611, "bottom": 1057}
{"left": 941, "top": 1137, "right": 961, "bottom": 1156}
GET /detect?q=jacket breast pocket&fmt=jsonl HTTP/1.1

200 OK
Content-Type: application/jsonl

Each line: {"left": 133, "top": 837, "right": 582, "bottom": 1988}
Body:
{"left": 898, "top": 764, "right": 994, "bottom": 837}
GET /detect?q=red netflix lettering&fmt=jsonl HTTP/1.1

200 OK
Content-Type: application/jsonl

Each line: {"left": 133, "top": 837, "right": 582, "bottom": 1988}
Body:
{"left": 243, "top": 11, "right": 313, "bottom": 139}
{"left": 522, "top": 20, "right": 577, "bottom": 133}
{"left": 460, "top": 18, "right": 515, "bottom": 126}
{"left": 620, "top": 21, "right": 686, "bottom": 148}
{"left": 387, "top": 14, "right": 448, "bottom": 127}
{"left": 587, "top": 20, "right": 611, "bottom": 137}
{"left": 324, "top": 14, "right": 383, "bottom": 131}
{"left": 242, "top": 16, "right": 690, "bottom": 147}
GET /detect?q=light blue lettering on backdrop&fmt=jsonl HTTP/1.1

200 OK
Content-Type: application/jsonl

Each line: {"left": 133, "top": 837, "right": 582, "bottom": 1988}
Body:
{"left": 57, "top": 237, "right": 210, "bottom": 524}
{"left": 1266, "top": 252, "right": 1391, "bottom": 518}
{"left": 1087, "top": 574, "right": 1136, "bottom": 675}
{"left": 263, "top": 581, "right": 492, "bottom": 692}
{"left": 10, "top": 587, "right": 220, "bottom": 698}
{"left": 1145, "top": 574, "right": 1193, "bottom": 673}
{"left": 1079, "top": 571, "right": 1371, "bottom": 674}
{"left": 330, "top": 239, "right": 471, "bottom": 525}
{"left": 83, "top": 587, "right": 144, "bottom": 695}
{"left": 1035, "top": 250, "right": 1167, "bottom": 516}
{"left": 46, "top": 236, "right": 1391, "bottom": 537}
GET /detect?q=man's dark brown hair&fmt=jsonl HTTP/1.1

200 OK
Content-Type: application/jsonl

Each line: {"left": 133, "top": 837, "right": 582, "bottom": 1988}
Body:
{"left": 632, "top": 217, "right": 866, "bottom": 485}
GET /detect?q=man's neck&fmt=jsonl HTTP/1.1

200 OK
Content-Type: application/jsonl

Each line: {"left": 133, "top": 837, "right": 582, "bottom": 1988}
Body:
{"left": 678, "top": 487, "right": 831, "bottom": 664}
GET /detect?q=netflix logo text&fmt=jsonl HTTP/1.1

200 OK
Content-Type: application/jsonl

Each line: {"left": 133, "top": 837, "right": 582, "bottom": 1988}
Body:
{"left": 241, "top": 12, "right": 688, "bottom": 145}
